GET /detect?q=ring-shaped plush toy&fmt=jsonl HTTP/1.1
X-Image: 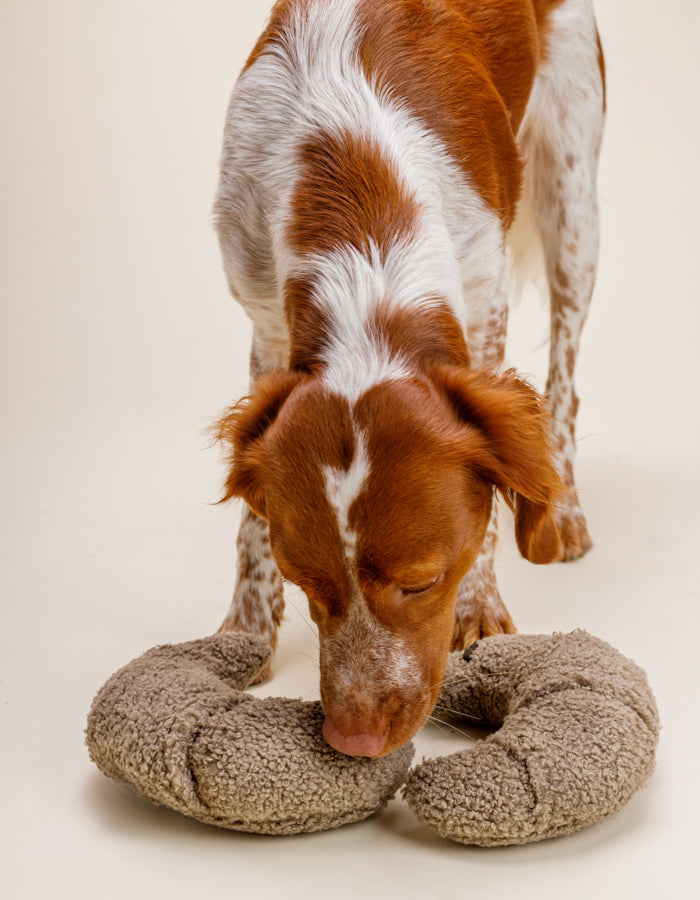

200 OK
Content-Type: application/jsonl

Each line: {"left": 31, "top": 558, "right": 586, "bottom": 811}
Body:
{"left": 402, "top": 630, "right": 660, "bottom": 845}
{"left": 86, "top": 629, "right": 658, "bottom": 843}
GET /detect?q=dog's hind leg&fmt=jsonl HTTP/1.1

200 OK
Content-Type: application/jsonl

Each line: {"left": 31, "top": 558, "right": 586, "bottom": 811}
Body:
{"left": 516, "top": 0, "right": 606, "bottom": 560}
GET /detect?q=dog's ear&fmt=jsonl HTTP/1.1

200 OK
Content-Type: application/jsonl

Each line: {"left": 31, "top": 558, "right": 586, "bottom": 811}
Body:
{"left": 433, "top": 365, "right": 564, "bottom": 564}
{"left": 216, "top": 370, "right": 307, "bottom": 519}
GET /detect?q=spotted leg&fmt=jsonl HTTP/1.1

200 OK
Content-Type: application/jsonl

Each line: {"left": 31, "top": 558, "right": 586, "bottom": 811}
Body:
{"left": 218, "top": 338, "right": 287, "bottom": 680}
{"left": 518, "top": 0, "right": 605, "bottom": 560}
{"left": 453, "top": 503, "right": 517, "bottom": 649}
{"left": 453, "top": 282, "right": 515, "bottom": 648}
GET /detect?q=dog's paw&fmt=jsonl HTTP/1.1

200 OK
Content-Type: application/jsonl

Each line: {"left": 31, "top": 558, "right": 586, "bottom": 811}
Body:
{"left": 452, "top": 592, "right": 517, "bottom": 650}
{"left": 553, "top": 499, "right": 593, "bottom": 562}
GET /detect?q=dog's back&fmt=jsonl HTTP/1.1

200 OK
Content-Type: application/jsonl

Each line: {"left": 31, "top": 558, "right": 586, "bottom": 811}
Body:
{"left": 215, "top": 0, "right": 551, "bottom": 368}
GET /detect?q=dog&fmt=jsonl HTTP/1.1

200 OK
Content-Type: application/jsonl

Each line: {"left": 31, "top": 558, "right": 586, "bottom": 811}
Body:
{"left": 213, "top": 0, "right": 605, "bottom": 757}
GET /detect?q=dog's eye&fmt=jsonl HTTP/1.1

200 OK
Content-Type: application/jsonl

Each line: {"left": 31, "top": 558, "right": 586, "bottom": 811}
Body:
{"left": 401, "top": 576, "right": 441, "bottom": 595}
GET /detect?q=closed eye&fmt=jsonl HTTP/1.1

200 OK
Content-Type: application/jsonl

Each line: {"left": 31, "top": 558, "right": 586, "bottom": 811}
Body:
{"left": 400, "top": 575, "right": 442, "bottom": 595}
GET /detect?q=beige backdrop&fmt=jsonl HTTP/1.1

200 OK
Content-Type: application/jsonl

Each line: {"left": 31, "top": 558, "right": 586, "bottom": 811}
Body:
{"left": 2, "top": 1, "right": 698, "bottom": 898}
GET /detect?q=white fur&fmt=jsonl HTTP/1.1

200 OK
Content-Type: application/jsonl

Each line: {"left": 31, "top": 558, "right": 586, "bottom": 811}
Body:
{"left": 510, "top": 0, "right": 603, "bottom": 296}
{"left": 291, "top": 239, "right": 436, "bottom": 400}
{"left": 515, "top": 0, "right": 604, "bottom": 465}
{"left": 323, "top": 423, "right": 371, "bottom": 564}
{"left": 383, "top": 636, "right": 422, "bottom": 688}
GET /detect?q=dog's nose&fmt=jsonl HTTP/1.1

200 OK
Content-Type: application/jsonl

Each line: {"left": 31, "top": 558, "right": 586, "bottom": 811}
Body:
{"left": 322, "top": 716, "right": 388, "bottom": 757}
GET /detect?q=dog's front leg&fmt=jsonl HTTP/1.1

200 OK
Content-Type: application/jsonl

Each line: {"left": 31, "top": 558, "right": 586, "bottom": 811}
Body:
{"left": 217, "top": 338, "right": 286, "bottom": 680}
{"left": 455, "top": 287, "right": 516, "bottom": 647}
{"left": 452, "top": 505, "right": 516, "bottom": 648}
{"left": 218, "top": 504, "right": 284, "bottom": 677}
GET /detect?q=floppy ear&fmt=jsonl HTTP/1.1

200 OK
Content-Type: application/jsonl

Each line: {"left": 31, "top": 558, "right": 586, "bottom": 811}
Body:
{"left": 216, "top": 369, "right": 307, "bottom": 519}
{"left": 433, "top": 365, "right": 564, "bottom": 564}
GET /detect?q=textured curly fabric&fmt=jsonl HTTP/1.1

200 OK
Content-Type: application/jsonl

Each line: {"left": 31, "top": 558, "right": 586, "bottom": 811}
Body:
{"left": 402, "top": 630, "right": 660, "bottom": 846}
{"left": 86, "top": 632, "right": 413, "bottom": 834}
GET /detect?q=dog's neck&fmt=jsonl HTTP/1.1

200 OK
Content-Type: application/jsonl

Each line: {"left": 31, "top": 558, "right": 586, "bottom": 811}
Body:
{"left": 285, "top": 276, "right": 470, "bottom": 385}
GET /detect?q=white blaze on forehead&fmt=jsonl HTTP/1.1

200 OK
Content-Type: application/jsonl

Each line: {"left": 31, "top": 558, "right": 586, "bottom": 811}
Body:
{"left": 322, "top": 420, "right": 423, "bottom": 695}
{"left": 323, "top": 424, "right": 370, "bottom": 563}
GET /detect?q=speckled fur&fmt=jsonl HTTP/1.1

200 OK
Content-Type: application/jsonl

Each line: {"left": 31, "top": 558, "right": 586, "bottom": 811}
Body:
{"left": 218, "top": 338, "right": 288, "bottom": 680}
{"left": 512, "top": 0, "right": 605, "bottom": 560}
{"left": 454, "top": 0, "right": 605, "bottom": 639}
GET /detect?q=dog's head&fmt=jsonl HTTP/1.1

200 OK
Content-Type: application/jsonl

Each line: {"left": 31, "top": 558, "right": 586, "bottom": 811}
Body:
{"left": 217, "top": 365, "right": 562, "bottom": 756}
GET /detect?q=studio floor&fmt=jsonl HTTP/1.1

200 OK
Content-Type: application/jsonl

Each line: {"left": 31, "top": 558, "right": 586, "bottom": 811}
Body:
{"left": 2, "top": 1, "right": 699, "bottom": 898}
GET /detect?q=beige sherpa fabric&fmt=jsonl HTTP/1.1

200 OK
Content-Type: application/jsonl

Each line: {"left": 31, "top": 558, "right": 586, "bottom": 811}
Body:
{"left": 86, "top": 632, "right": 413, "bottom": 835}
{"left": 402, "top": 630, "right": 660, "bottom": 846}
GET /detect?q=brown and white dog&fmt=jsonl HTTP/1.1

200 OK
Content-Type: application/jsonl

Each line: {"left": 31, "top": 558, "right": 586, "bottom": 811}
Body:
{"left": 214, "top": 0, "right": 605, "bottom": 757}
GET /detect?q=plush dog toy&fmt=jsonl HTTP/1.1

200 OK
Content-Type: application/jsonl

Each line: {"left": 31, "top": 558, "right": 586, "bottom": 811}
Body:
{"left": 85, "top": 633, "right": 413, "bottom": 834}
{"left": 404, "top": 630, "right": 660, "bottom": 845}
{"left": 86, "top": 630, "right": 658, "bottom": 843}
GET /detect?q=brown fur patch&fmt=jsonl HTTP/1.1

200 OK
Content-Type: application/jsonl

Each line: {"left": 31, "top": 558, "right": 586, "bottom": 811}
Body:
{"left": 284, "top": 277, "right": 334, "bottom": 373}
{"left": 287, "top": 129, "right": 421, "bottom": 259}
{"left": 356, "top": 0, "right": 540, "bottom": 225}
{"left": 368, "top": 303, "right": 470, "bottom": 370}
